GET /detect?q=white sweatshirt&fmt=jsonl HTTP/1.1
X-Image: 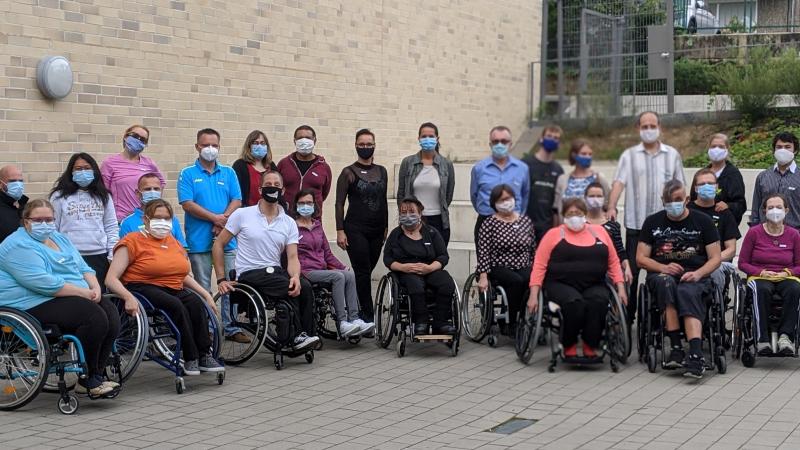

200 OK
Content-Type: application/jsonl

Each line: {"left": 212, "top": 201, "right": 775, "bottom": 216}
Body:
{"left": 50, "top": 190, "right": 119, "bottom": 257}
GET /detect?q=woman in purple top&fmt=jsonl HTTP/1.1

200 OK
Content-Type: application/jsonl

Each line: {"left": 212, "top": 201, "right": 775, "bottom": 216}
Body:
{"left": 738, "top": 193, "right": 800, "bottom": 356}
{"left": 101, "top": 124, "right": 165, "bottom": 222}
{"left": 293, "top": 190, "right": 375, "bottom": 338}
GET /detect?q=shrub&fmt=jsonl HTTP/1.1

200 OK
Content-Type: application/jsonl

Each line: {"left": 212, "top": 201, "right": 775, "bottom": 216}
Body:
{"left": 674, "top": 58, "right": 719, "bottom": 95}
{"left": 714, "top": 47, "right": 792, "bottom": 121}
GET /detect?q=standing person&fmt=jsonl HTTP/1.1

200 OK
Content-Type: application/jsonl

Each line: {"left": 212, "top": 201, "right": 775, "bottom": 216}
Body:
{"left": 101, "top": 125, "right": 165, "bottom": 222}
{"left": 554, "top": 139, "right": 609, "bottom": 219}
{"left": 177, "top": 128, "right": 249, "bottom": 344}
{"left": 50, "top": 153, "right": 119, "bottom": 292}
{"left": 118, "top": 173, "right": 188, "bottom": 247}
{"left": 607, "top": 111, "right": 685, "bottom": 320}
{"left": 0, "top": 165, "right": 28, "bottom": 243}
{"left": 584, "top": 182, "right": 633, "bottom": 284}
{"left": 335, "top": 128, "right": 388, "bottom": 324}
{"left": 688, "top": 133, "right": 747, "bottom": 226}
{"left": 277, "top": 125, "right": 332, "bottom": 215}
{"left": 232, "top": 130, "right": 278, "bottom": 207}
{"left": 470, "top": 126, "right": 530, "bottom": 246}
{"left": 751, "top": 131, "right": 800, "bottom": 229}
{"left": 397, "top": 122, "right": 455, "bottom": 244}
{"left": 524, "top": 125, "right": 564, "bottom": 242}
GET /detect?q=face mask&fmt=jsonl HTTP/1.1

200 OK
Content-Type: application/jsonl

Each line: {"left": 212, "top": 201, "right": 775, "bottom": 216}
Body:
{"left": 541, "top": 137, "right": 559, "bottom": 152}
{"left": 564, "top": 215, "right": 586, "bottom": 232}
{"left": 665, "top": 201, "right": 685, "bottom": 218}
{"left": 775, "top": 148, "right": 795, "bottom": 166}
{"left": 261, "top": 186, "right": 282, "bottom": 203}
{"left": 148, "top": 218, "right": 172, "bottom": 239}
{"left": 251, "top": 144, "right": 268, "bottom": 159}
{"left": 575, "top": 155, "right": 592, "bottom": 168}
{"left": 297, "top": 204, "right": 315, "bottom": 217}
{"left": 696, "top": 184, "right": 717, "bottom": 201}
{"left": 4, "top": 181, "right": 24, "bottom": 201}
{"left": 399, "top": 213, "right": 421, "bottom": 229}
{"left": 707, "top": 147, "right": 728, "bottom": 162}
{"left": 640, "top": 128, "right": 660, "bottom": 144}
{"left": 495, "top": 199, "right": 515, "bottom": 213}
{"left": 586, "top": 197, "right": 604, "bottom": 210}
{"left": 356, "top": 146, "right": 375, "bottom": 160}
{"left": 200, "top": 146, "right": 219, "bottom": 162}
{"left": 419, "top": 137, "right": 438, "bottom": 152}
{"left": 72, "top": 170, "right": 94, "bottom": 188}
{"left": 295, "top": 138, "right": 315, "bottom": 155}
{"left": 766, "top": 208, "right": 786, "bottom": 224}
{"left": 124, "top": 136, "right": 146, "bottom": 154}
{"left": 29, "top": 221, "right": 56, "bottom": 242}
{"left": 141, "top": 190, "right": 161, "bottom": 204}
{"left": 491, "top": 143, "right": 509, "bottom": 159}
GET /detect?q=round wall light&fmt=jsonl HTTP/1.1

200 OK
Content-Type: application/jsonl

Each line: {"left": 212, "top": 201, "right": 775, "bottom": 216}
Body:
{"left": 36, "top": 56, "right": 73, "bottom": 99}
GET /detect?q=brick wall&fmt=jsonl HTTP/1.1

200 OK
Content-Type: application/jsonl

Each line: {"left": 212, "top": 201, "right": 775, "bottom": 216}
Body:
{"left": 0, "top": 0, "right": 540, "bottom": 223}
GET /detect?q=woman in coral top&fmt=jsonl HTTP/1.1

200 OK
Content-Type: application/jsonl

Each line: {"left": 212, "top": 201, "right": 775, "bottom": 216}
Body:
{"left": 105, "top": 199, "right": 223, "bottom": 375}
{"left": 527, "top": 197, "right": 627, "bottom": 358}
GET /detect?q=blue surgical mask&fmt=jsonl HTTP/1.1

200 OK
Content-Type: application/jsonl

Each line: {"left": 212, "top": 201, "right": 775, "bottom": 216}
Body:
{"left": 4, "top": 181, "right": 24, "bottom": 201}
{"left": 29, "top": 221, "right": 56, "bottom": 242}
{"left": 251, "top": 144, "right": 268, "bottom": 159}
{"left": 141, "top": 190, "right": 162, "bottom": 204}
{"left": 696, "top": 184, "right": 716, "bottom": 201}
{"left": 419, "top": 137, "right": 437, "bottom": 152}
{"left": 541, "top": 137, "right": 559, "bottom": 152}
{"left": 297, "top": 204, "right": 315, "bottom": 217}
{"left": 575, "top": 155, "right": 592, "bottom": 168}
{"left": 665, "top": 201, "right": 685, "bottom": 218}
{"left": 491, "top": 143, "right": 509, "bottom": 159}
{"left": 124, "top": 135, "right": 146, "bottom": 153}
{"left": 72, "top": 170, "right": 94, "bottom": 188}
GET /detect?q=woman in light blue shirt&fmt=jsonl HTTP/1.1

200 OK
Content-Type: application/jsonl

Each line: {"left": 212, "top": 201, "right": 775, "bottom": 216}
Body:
{"left": 0, "top": 199, "right": 121, "bottom": 397}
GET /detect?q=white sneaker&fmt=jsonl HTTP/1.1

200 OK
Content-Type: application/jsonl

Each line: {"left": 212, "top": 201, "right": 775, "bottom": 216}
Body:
{"left": 339, "top": 321, "right": 360, "bottom": 337}
{"left": 757, "top": 342, "right": 773, "bottom": 355}
{"left": 778, "top": 334, "right": 795, "bottom": 356}
{"left": 352, "top": 319, "right": 375, "bottom": 336}
{"left": 294, "top": 333, "right": 320, "bottom": 351}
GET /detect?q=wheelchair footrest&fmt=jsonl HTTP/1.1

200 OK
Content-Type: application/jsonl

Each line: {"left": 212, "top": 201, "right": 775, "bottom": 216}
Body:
{"left": 560, "top": 355, "right": 604, "bottom": 365}
{"left": 413, "top": 334, "right": 453, "bottom": 342}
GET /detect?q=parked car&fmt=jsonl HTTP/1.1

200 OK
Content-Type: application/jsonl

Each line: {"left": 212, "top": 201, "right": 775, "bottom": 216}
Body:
{"left": 675, "top": 0, "right": 721, "bottom": 34}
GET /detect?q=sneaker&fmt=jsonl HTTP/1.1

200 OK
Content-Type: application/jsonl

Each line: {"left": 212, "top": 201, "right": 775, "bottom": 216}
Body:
{"left": 293, "top": 332, "right": 320, "bottom": 351}
{"left": 339, "top": 321, "right": 361, "bottom": 338}
{"left": 225, "top": 332, "right": 252, "bottom": 344}
{"left": 684, "top": 353, "right": 705, "bottom": 379}
{"left": 582, "top": 343, "right": 598, "bottom": 358}
{"left": 433, "top": 324, "right": 457, "bottom": 335}
{"left": 75, "top": 376, "right": 114, "bottom": 396}
{"left": 414, "top": 323, "right": 429, "bottom": 335}
{"left": 199, "top": 353, "right": 225, "bottom": 372}
{"left": 352, "top": 319, "right": 375, "bottom": 336}
{"left": 665, "top": 348, "right": 685, "bottom": 369}
{"left": 778, "top": 334, "right": 795, "bottom": 356}
{"left": 757, "top": 341, "right": 773, "bottom": 356}
{"left": 183, "top": 360, "right": 201, "bottom": 376}
{"left": 563, "top": 344, "right": 578, "bottom": 358}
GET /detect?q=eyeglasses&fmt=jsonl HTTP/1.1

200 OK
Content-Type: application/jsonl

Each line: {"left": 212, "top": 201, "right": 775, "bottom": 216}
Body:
{"left": 126, "top": 132, "right": 148, "bottom": 145}
{"left": 27, "top": 217, "right": 55, "bottom": 224}
{"left": 491, "top": 139, "right": 511, "bottom": 145}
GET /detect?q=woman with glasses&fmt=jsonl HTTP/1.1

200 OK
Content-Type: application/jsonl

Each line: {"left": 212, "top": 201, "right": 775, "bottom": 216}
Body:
{"left": 101, "top": 125, "right": 165, "bottom": 222}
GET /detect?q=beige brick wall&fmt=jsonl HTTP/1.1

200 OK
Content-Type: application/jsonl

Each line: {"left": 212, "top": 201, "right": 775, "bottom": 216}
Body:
{"left": 1, "top": 0, "right": 541, "bottom": 226}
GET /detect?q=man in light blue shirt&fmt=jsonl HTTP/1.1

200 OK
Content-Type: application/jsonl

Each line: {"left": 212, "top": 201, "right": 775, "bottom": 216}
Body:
{"left": 119, "top": 173, "right": 187, "bottom": 247}
{"left": 470, "top": 125, "right": 530, "bottom": 244}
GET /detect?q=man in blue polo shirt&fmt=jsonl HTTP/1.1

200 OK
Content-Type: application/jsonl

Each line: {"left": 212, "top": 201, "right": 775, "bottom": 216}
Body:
{"left": 178, "top": 128, "right": 249, "bottom": 344}
{"left": 119, "top": 172, "right": 187, "bottom": 247}
{"left": 469, "top": 125, "right": 530, "bottom": 245}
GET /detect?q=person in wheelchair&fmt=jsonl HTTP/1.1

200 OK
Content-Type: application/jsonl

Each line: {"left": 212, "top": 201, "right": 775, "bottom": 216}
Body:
{"left": 294, "top": 189, "right": 374, "bottom": 337}
{"left": 637, "top": 180, "right": 721, "bottom": 378}
{"left": 215, "top": 171, "right": 320, "bottom": 350}
{"left": 383, "top": 197, "right": 456, "bottom": 335}
{"left": 0, "top": 199, "right": 121, "bottom": 396}
{"left": 106, "top": 199, "right": 224, "bottom": 375}
{"left": 738, "top": 193, "right": 800, "bottom": 356}
{"left": 476, "top": 184, "right": 536, "bottom": 334}
{"left": 527, "top": 198, "right": 626, "bottom": 358}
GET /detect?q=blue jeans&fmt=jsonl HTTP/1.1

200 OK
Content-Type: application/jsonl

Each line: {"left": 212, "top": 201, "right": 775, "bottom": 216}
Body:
{"left": 189, "top": 251, "right": 240, "bottom": 336}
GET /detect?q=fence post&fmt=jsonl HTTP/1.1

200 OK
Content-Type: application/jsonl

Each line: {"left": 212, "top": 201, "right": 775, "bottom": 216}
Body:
{"left": 666, "top": 0, "right": 675, "bottom": 114}
{"left": 557, "top": 0, "right": 565, "bottom": 118}
{"left": 539, "top": 0, "right": 549, "bottom": 120}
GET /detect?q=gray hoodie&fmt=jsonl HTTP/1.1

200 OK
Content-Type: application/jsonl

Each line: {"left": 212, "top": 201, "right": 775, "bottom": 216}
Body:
{"left": 50, "top": 190, "right": 119, "bottom": 258}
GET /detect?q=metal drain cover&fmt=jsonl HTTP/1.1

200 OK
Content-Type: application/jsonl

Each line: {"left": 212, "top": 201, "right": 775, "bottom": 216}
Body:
{"left": 486, "top": 417, "right": 537, "bottom": 434}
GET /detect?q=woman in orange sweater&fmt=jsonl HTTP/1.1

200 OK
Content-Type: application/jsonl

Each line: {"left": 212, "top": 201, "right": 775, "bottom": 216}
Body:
{"left": 527, "top": 198, "right": 627, "bottom": 358}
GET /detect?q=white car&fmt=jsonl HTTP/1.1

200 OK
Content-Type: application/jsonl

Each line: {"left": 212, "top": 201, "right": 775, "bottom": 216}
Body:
{"left": 678, "top": 0, "right": 721, "bottom": 34}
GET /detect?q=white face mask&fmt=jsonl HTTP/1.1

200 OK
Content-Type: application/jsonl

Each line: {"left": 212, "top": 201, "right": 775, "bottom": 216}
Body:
{"left": 295, "top": 138, "right": 315, "bottom": 155}
{"left": 775, "top": 148, "right": 795, "bottom": 166}
{"left": 564, "top": 215, "right": 586, "bottom": 232}
{"left": 586, "top": 196, "right": 604, "bottom": 210}
{"left": 495, "top": 198, "right": 515, "bottom": 213}
{"left": 640, "top": 128, "right": 660, "bottom": 144}
{"left": 707, "top": 147, "right": 728, "bottom": 162}
{"left": 149, "top": 218, "right": 173, "bottom": 238}
{"left": 200, "top": 146, "right": 219, "bottom": 162}
{"left": 766, "top": 208, "right": 786, "bottom": 224}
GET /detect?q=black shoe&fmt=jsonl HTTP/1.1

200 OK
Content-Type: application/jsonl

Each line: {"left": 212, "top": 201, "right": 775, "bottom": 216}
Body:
{"left": 757, "top": 341, "right": 773, "bottom": 356}
{"left": 414, "top": 324, "right": 429, "bottom": 335}
{"left": 434, "top": 324, "right": 457, "bottom": 335}
{"left": 665, "top": 348, "right": 685, "bottom": 369}
{"left": 684, "top": 353, "right": 705, "bottom": 379}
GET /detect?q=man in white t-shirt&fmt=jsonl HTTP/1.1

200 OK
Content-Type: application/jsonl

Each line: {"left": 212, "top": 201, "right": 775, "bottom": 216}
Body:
{"left": 213, "top": 171, "right": 319, "bottom": 350}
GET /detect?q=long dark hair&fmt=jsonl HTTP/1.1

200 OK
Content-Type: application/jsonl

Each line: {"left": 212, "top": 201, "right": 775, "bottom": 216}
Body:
{"left": 50, "top": 152, "right": 110, "bottom": 205}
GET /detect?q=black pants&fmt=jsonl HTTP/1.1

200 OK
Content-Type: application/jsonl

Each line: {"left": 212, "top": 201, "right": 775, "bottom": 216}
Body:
{"left": 127, "top": 283, "right": 211, "bottom": 361}
{"left": 544, "top": 281, "right": 609, "bottom": 348}
{"left": 397, "top": 270, "right": 455, "bottom": 325}
{"left": 425, "top": 214, "right": 450, "bottom": 246}
{"left": 752, "top": 279, "right": 800, "bottom": 342}
{"left": 238, "top": 267, "right": 315, "bottom": 336}
{"left": 82, "top": 254, "right": 110, "bottom": 293}
{"left": 625, "top": 229, "right": 641, "bottom": 323}
{"left": 490, "top": 266, "right": 531, "bottom": 325}
{"left": 473, "top": 215, "right": 490, "bottom": 251}
{"left": 344, "top": 224, "right": 383, "bottom": 322}
{"left": 28, "top": 296, "right": 120, "bottom": 378}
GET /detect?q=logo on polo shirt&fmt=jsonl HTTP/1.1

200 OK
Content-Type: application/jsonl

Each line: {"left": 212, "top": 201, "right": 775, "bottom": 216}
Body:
{"left": 194, "top": 178, "right": 203, "bottom": 183}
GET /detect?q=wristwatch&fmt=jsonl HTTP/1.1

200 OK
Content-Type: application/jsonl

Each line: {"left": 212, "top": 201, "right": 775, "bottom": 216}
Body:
{"left": 217, "top": 277, "right": 227, "bottom": 285}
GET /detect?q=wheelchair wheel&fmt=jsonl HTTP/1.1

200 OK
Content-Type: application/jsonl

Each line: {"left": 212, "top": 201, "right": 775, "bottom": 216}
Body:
{"left": 461, "top": 272, "right": 491, "bottom": 343}
{"left": 152, "top": 291, "right": 225, "bottom": 365}
{"left": 375, "top": 275, "right": 396, "bottom": 349}
{"left": 214, "top": 284, "right": 268, "bottom": 365}
{"left": 0, "top": 308, "right": 50, "bottom": 411}
{"left": 606, "top": 285, "right": 629, "bottom": 365}
{"left": 106, "top": 295, "right": 148, "bottom": 383}
{"left": 515, "top": 295, "right": 542, "bottom": 365}
{"left": 313, "top": 291, "right": 339, "bottom": 341}
{"left": 636, "top": 284, "right": 648, "bottom": 361}
{"left": 450, "top": 279, "right": 462, "bottom": 357}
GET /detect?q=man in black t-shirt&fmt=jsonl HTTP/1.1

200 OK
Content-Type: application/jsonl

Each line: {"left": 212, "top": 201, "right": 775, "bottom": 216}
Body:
{"left": 637, "top": 180, "right": 721, "bottom": 379}
{"left": 524, "top": 125, "right": 565, "bottom": 243}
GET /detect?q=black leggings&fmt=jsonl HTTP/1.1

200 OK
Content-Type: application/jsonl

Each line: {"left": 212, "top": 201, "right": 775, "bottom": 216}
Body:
{"left": 544, "top": 281, "right": 609, "bottom": 348}
{"left": 752, "top": 279, "right": 800, "bottom": 342}
{"left": 82, "top": 254, "right": 110, "bottom": 293}
{"left": 425, "top": 214, "right": 450, "bottom": 246}
{"left": 238, "top": 268, "right": 315, "bottom": 336}
{"left": 27, "top": 296, "right": 121, "bottom": 378}
{"left": 127, "top": 283, "right": 211, "bottom": 361}
{"left": 397, "top": 270, "right": 455, "bottom": 326}
{"left": 344, "top": 224, "right": 384, "bottom": 322}
{"left": 490, "top": 266, "right": 531, "bottom": 325}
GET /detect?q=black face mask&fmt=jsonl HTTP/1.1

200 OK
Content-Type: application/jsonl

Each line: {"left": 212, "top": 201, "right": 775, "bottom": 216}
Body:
{"left": 261, "top": 186, "right": 282, "bottom": 203}
{"left": 356, "top": 146, "right": 375, "bottom": 160}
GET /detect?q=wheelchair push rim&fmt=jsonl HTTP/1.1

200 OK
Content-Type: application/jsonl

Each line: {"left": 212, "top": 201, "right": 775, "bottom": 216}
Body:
{"left": 214, "top": 283, "right": 269, "bottom": 366}
{"left": 461, "top": 272, "right": 491, "bottom": 343}
{"left": 375, "top": 275, "right": 396, "bottom": 348}
{"left": 0, "top": 308, "right": 50, "bottom": 411}
{"left": 515, "top": 296, "right": 542, "bottom": 365}
{"left": 105, "top": 294, "right": 148, "bottom": 383}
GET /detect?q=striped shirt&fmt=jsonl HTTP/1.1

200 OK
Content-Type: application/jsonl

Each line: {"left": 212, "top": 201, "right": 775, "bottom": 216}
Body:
{"left": 750, "top": 161, "right": 800, "bottom": 228}
{"left": 614, "top": 142, "right": 685, "bottom": 230}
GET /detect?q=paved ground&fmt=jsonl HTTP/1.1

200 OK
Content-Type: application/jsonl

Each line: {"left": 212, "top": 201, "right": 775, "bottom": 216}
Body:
{"left": 4, "top": 334, "right": 800, "bottom": 450}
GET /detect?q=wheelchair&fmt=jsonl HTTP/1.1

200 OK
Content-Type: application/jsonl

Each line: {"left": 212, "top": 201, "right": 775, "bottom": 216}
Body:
{"left": 515, "top": 282, "right": 629, "bottom": 372}
{"left": 461, "top": 272, "right": 517, "bottom": 347}
{"left": 311, "top": 280, "right": 361, "bottom": 345}
{"left": 0, "top": 306, "right": 129, "bottom": 414}
{"left": 637, "top": 278, "right": 727, "bottom": 375}
{"left": 733, "top": 278, "right": 800, "bottom": 367}
{"left": 374, "top": 272, "right": 461, "bottom": 357}
{"left": 213, "top": 271, "right": 315, "bottom": 370}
